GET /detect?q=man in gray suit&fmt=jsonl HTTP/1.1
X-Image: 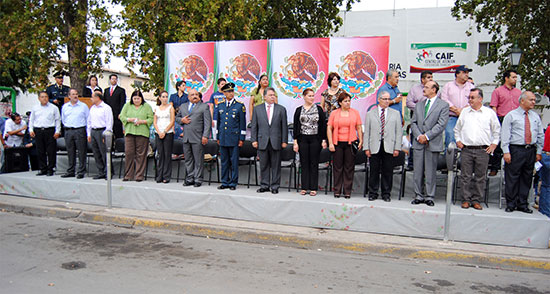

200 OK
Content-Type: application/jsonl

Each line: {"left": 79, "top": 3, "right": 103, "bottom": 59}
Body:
{"left": 176, "top": 89, "right": 212, "bottom": 187}
{"left": 251, "top": 87, "right": 288, "bottom": 194}
{"left": 411, "top": 81, "right": 449, "bottom": 206}
{"left": 364, "top": 91, "right": 403, "bottom": 202}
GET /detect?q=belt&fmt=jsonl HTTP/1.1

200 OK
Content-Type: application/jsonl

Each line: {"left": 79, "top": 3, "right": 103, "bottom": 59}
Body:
{"left": 464, "top": 145, "right": 488, "bottom": 149}
{"left": 65, "top": 126, "right": 85, "bottom": 130}
{"left": 510, "top": 144, "right": 536, "bottom": 149}
{"left": 35, "top": 127, "right": 54, "bottom": 131}
{"left": 92, "top": 127, "right": 106, "bottom": 131}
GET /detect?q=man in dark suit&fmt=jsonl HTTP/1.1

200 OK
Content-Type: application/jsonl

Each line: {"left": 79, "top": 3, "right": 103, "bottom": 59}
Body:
{"left": 410, "top": 81, "right": 449, "bottom": 206}
{"left": 46, "top": 71, "right": 70, "bottom": 112}
{"left": 215, "top": 82, "right": 246, "bottom": 190}
{"left": 251, "top": 87, "right": 288, "bottom": 194}
{"left": 176, "top": 89, "right": 212, "bottom": 187}
{"left": 103, "top": 74, "right": 126, "bottom": 138}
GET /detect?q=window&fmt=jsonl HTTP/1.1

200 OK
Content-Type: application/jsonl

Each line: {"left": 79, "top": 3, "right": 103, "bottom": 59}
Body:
{"left": 133, "top": 80, "right": 143, "bottom": 89}
{"left": 478, "top": 42, "right": 497, "bottom": 58}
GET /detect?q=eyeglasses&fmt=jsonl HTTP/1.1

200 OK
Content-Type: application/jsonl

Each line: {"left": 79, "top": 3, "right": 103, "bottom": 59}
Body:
{"left": 379, "top": 98, "right": 391, "bottom": 101}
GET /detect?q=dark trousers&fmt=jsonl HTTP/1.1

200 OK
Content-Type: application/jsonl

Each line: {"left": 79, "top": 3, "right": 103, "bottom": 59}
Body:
{"left": 488, "top": 116, "right": 504, "bottom": 171}
{"left": 333, "top": 142, "right": 355, "bottom": 196}
{"left": 258, "top": 141, "right": 282, "bottom": 190}
{"left": 460, "top": 147, "right": 490, "bottom": 204}
{"left": 298, "top": 135, "right": 321, "bottom": 191}
{"left": 155, "top": 133, "right": 173, "bottom": 182}
{"left": 368, "top": 141, "right": 394, "bottom": 199}
{"left": 124, "top": 134, "right": 149, "bottom": 181}
{"left": 220, "top": 145, "right": 239, "bottom": 187}
{"left": 35, "top": 127, "right": 56, "bottom": 173}
{"left": 65, "top": 127, "right": 87, "bottom": 176}
{"left": 113, "top": 116, "right": 124, "bottom": 139}
{"left": 505, "top": 145, "right": 536, "bottom": 210}
{"left": 91, "top": 128, "right": 107, "bottom": 176}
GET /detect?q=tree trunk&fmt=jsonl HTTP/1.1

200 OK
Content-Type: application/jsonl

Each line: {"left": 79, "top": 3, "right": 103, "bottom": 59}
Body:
{"left": 64, "top": 0, "right": 88, "bottom": 96}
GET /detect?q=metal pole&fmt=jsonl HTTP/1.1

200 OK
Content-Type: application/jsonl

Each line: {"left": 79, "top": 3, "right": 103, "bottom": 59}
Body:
{"left": 444, "top": 143, "right": 457, "bottom": 241}
{"left": 103, "top": 131, "right": 114, "bottom": 209}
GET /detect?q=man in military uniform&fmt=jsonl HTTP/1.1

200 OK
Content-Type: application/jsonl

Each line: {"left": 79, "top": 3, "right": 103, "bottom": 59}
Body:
{"left": 215, "top": 82, "right": 246, "bottom": 190}
{"left": 46, "top": 71, "right": 70, "bottom": 111}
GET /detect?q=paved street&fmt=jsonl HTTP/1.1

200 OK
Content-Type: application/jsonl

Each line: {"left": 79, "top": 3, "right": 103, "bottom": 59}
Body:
{"left": 1, "top": 212, "right": 549, "bottom": 294}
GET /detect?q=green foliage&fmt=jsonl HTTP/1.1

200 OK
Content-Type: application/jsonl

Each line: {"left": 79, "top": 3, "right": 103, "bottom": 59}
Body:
{"left": 0, "top": 0, "right": 114, "bottom": 92}
{"left": 452, "top": 0, "right": 550, "bottom": 94}
{"left": 115, "top": 0, "right": 358, "bottom": 93}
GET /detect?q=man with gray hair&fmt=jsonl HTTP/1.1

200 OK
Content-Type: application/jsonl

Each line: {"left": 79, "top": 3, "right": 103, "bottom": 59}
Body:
{"left": 454, "top": 88, "right": 500, "bottom": 210}
{"left": 376, "top": 69, "right": 403, "bottom": 117}
{"left": 501, "top": 91, "right": 544, "bottom": 213}
{"left": 61, "top": 88, "right": 89, "bottom": 178}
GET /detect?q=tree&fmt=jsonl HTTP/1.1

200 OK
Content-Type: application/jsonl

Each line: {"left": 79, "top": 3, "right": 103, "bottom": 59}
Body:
{"left": 451, "top": 0, "right": 550, "bottom": 94}
{"left": 114, "top": 0, "right": 358, "bottom": 92}
{"left": 0, "top": 0, "right": 113, "bottom": 94}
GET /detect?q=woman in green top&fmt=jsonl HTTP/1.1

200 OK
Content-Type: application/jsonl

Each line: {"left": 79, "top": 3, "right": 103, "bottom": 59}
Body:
{"left": 119, "top": 90, "right": 154, "bottom": 182}
{"left": 249, "top": 74, "right": 277, "bottom": 121}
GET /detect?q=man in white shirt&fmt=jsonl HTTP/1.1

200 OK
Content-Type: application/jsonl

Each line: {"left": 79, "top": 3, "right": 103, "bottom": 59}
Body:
{"left": 87, "top": 91, "right": 114, "bottom": 179}
{"left": 455, "top": 88, "right": 501, "bottom": 210}
{"left": 3, "top": 113, "right": 27, "bottom": 147}
{"left": 29, "top": 91, "right": 61, "bottom": 176}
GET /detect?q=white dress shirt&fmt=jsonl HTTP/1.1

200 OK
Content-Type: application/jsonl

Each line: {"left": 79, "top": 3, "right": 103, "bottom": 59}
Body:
{"left": 454, "top": 105, "right": 501, "bottom": 146}
{"left": 87, "top": 101, "right": 114, "bottom": 136}
{"left": 265, "top": 103, "right": 274, "bottom": 124}
{"left": 29, "top": 103, "right": 61, "bottom": 134}
{"left": 3, "top": 119, "right": 26, "bottom": 147}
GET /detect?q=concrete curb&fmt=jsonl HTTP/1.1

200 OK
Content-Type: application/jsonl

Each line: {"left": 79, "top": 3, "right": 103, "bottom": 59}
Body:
{"left": 1, "top": 200, "right": 549, "bottom": 272}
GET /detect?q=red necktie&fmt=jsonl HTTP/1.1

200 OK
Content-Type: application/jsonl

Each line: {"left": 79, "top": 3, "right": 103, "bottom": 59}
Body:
{"left": 110, "top": 87, "right": 114, "bottom": 96}
{"left": 525, "top": 111, "right": 532, "bottom": 145}
{"left": 380, "top": 108, "right": 385, "bottom": 137}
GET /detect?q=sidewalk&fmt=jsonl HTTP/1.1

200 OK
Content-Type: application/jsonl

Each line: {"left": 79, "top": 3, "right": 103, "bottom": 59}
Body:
{"left": 1, "top": 193, "right": 549, "bottom": 272}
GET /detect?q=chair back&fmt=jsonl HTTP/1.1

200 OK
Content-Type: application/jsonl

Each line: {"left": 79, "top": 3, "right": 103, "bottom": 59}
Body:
{"left": 280, "top": 144, "right": 296, "bottom": 161}
{"left": 354, "top": 149, "right": 367, "bottom": 165}
{"left": 393, "top": 150, "right": 406, "bottom": 168}
{"left": 114, "top": 138, "right": 125, "bottom": 153}
{"left": 204, "top": 140, "right": 219, "bottom": 157}
{"left": 56, "top": 137, "right": 66, "bottom": 151}
{"left": 239, "top": 140, "right": 257, "bottom": 158}
{"left": 172, "top": 139, "right": 184, "bottom": 156}
{"left": 319, "top": 148, "right": 331, "bottom": 164}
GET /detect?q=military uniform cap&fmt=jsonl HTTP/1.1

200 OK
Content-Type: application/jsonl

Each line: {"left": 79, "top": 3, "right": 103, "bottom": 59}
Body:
{"left": 53, "top": 71, "right": 66, "bottom": 78}
{"left": 221, "top": 82, "right": 235, "bottom": 92}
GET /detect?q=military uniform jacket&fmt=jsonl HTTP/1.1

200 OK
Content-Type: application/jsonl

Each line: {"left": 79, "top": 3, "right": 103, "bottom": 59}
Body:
{"left": 215, "top": 100, "right": 246, "bottom": 147}
{"left": 46, "top": 84, "right": 70, "bottom": 105}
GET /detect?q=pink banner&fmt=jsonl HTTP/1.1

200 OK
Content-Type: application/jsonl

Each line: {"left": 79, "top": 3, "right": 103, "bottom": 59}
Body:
{"left": 329, "top": 36, "right": 390, "bottom": 122}
{"left": 166, "top": 42, "right": 216, "bottom": 102}
{"left": 270, "top": 38, "right": 330, "bottom": 121}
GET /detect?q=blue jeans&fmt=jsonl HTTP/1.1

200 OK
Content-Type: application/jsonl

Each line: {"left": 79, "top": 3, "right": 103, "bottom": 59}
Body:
{"left": 445, "top": 116, "right": 458, "bottom": 149}
{"left": 538, "top": 154, "right": 550, "bottom": 218}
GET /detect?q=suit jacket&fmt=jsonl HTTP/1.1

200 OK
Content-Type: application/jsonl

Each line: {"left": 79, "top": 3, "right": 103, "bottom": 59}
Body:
{"left": 215, "top": 100, "right": 246, "bottom": 147}
{"left": 104, "top": 86, "right": 126, "bottom": 115}
{"left": 176, "top": 101, "right": 212, "bottom": 144}
{"left": 363, "top": 106, "right": 402, "bottom": 154}
{"left": 411, "top": 97, "right": 449, "bottom": 152}
{"left": 251, "top": 103, "right": 288, "bottom": 150}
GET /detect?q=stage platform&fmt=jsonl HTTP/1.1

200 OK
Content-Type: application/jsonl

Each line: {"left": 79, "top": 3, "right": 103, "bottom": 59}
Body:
{"left": 1, "top": 171, "right": 549, "bottom": 249}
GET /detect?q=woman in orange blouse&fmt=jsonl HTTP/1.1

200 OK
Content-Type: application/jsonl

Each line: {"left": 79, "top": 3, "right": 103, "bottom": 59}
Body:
{"left": 327, "top": 92, "right": 363, "bottom": 198}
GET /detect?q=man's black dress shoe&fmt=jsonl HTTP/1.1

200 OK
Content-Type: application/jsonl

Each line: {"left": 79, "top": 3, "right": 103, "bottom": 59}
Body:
{"left": 194, "top": 182, "right": 202, "bottom": 187}
{"left": 93, "top": 174, "right": 106, "bottom": 180}
{"left": 218, "top": 185, "right": 228, "bottom": 190}
{"left": 411, "top": 199, "right": 424, "bottom": 205}
{"left": 382, "top": 197, "right": 391, "bottom": 202}
{"left": 61, "top": 173, "right": 75, "bottom": 178}
{"left": 229, "top": 186, "right": 236, "bottom": 190}
{"left": 257, "top": 187, "right": 270, "bottom": 193}
{"left": 368, "top": 196, "right": 377, "bottom": 201}
{"left": 505, "top": 207, "right": 514, "bottom": 213}
{"left": 46, "top": 171, "right": 54, "bottom": 176}
{"left": 183, "top": 181, "right": 195, "bottom": 186}
{"left": 36, "top": 171, "right": 47, "bottom": 176}
{"left": 271, "top": 189, "right": 279, "bottom": 194}
{"left": 425, "top": 200, "right": 435, "bottom": 206}
{"left": 76, "top": 174, "right": 84, "bottom": 179}
{"left": 517, "top": 207, "right": 533, "bottom": 214}
{"left": 156, "top": 179, "right": 162, "bottom": 183}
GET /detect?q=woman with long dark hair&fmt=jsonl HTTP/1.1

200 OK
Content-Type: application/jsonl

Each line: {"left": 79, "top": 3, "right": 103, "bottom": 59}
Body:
{"left": 153, "top": 90, "right": 175, "bottom": 183}
{"left": 82, "top": 75, "right": 102, "bottom": 97}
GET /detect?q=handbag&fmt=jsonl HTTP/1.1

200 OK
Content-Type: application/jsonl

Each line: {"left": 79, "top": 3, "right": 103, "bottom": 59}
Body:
{"left": 351, "top": 140, "right": 360, "bottom": 155}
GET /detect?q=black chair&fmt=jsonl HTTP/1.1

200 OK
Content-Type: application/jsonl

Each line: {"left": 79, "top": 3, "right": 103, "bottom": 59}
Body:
{"left": 280, "top": 143, "right": 297, "bottom": 191}
{"left": 238, "top": 140, "right": 258, "bottom": 188}
{"left": 393, "top": 151, "right": 407, "bottom": 200}
{"left": 112, "top": 138, "right": 125, "bottom": 178}
{"left": 354, "top": 150, "right": 368, "bottom": 197}
{"left": 318, "top": 148, "right": 333, "bottom": 195}
{"left": 56, "top": 137, "right": 67, "bottom": 156}
{"left": 204, "top": 140, "right": 220, "bottom": 185}
{"left": 171, "top": 139, "right": 185, "bottom": 182}
{"left": 3, "top": 147, "right": 29, "bottom": 173}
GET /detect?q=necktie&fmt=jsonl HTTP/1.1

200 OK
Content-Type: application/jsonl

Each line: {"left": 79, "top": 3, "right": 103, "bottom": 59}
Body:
{"left": 267, "top": 104, "right": 272, "bottom": 124}
{"left": 110, "top": 86, "right": 114, "bottom": 96}
{"left": 424, "top": 99, "right": 431, "bottom": 116}
{"left": 189, "top": 103, "right": 195, "bottom": 113}
{"left": 380, "top": 108, "right": 385, "bottom": 137}
{"left": 525, "top": 111, "right": 532, "bottom": 145}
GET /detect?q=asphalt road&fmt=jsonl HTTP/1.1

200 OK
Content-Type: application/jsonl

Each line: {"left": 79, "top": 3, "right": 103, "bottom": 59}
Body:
{"left": 1, "top": 212, "right": 549, "bottom": 294}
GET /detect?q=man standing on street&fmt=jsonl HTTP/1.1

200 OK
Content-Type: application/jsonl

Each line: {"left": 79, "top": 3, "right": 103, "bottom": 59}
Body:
{"left": 29, "top": 91, "right": 61, "bottom": 176}
{"left": 410, "top": 81, "right": 449, "bottom": 206}
{"left": 61, "top": 89, "right": 89, "bottom": 179}
{"left": 440, "top": 65, "right": 474, "bottom": 148}
{"left": 501, "top": 91, "right": 544, "bottom": 213}
{"left": 454, "top": 88, "right": 500, "bottom": 210}
{"left": 251, "top": 87, "right": 288, "bottom": 194}
{"left": 103, "top": 74, "right": 126, "bottom": 139}
{"left": 177, "top": 89, "right": 212, "bottom": 187}
{"left": 377, "top": 69, "right": 403, "bottom": 117}
{"left": 364, "top": 91, "right": 402, "bottom": 202}
{"left": 46, "top": 71, "right": 70, "bottom": 113}
{"left": 488, "top": 70, "right": 522, "bottom": 176}
{"left": 215, "top": 82, "right": 246, "bottom": 190}
{"left": 87, "top": 91, "right": 113, "bottom": 180}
